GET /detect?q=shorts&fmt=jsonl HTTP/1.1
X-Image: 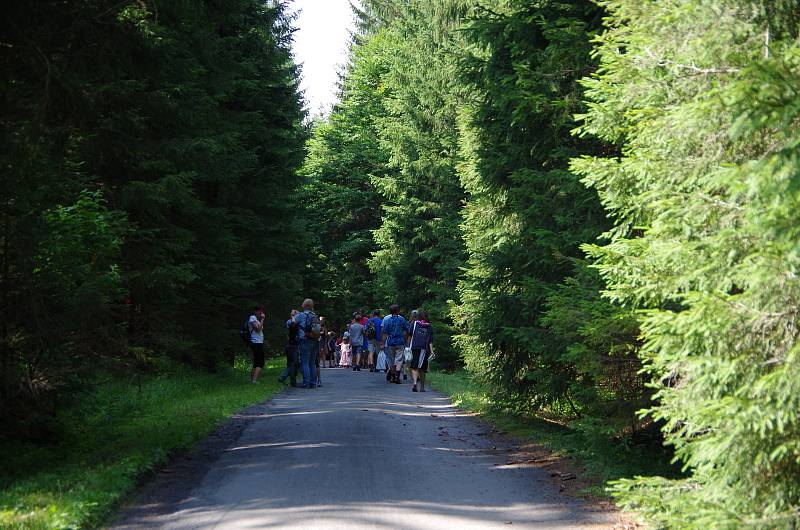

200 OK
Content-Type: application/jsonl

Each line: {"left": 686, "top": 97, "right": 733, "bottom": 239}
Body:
{"left": 250, "top": 342, "right": 265, "bottom": 368}
{"left": 367, "top": 339, "right": 378, "bottom": 354}
{"left": 352, "top": 345, "right": 363, "bottom": 357}
{"left": 411, "top": 348, "right": 429, "bottom": 371}
{"left": 388, "top": 345, "right": 404, "bottom": 367}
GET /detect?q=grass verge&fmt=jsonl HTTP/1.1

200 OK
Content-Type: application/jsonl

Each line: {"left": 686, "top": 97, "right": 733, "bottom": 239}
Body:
{"left": 427, "top": 370, "right": 679, "bottom": 497}
{"left": 0, "top": 357, "right": 283, "bottom": 529}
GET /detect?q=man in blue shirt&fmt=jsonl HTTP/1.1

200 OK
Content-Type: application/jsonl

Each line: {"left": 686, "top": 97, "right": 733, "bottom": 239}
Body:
{"left": 381, "top": 304, "right": 408, "bottom": 384}
{"left": 366, "top": 309, "right": 383, "bottom": 372}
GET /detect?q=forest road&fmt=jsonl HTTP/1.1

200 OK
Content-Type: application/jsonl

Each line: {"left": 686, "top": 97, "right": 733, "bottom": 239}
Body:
{"left": 110, "top": 367, "right": 616, "bottom": 529}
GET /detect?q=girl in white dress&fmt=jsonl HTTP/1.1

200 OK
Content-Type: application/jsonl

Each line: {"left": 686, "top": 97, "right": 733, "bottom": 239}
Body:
{"left": 339, "top": 333, "right": 352, "bottom": 367}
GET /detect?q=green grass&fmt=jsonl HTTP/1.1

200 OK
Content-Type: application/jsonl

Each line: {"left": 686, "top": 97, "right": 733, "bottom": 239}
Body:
{"left": 427, "top": 370, "right": 679, "bottom": 497}
{"left": 0, "top": 357, "right": 283, "bottom": 530}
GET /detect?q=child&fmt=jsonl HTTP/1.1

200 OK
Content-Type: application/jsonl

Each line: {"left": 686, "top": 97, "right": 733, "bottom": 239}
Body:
{"left": 339, "top": 332, "right": 352, "bottom": 368}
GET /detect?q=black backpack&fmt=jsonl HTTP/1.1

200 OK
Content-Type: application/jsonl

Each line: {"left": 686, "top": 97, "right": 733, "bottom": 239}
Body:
{"left": 365, "top": 320, "right": 376, "bottom": 339}
{"left": 239, "top": 315, "right": 253, "bottom": 345}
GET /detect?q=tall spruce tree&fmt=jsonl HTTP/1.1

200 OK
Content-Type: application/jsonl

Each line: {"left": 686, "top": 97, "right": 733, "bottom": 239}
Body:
{"left": 299, "top": 30, "right": 395, "bottom": 330}
{"left": 573, "top": 0, "right": 800, "bottom": 526}
{"left": 365, "top": 1, "right": 467, "bottom": 368}
{"left": 453, "top": 0, "right": 615, "bottom": 414}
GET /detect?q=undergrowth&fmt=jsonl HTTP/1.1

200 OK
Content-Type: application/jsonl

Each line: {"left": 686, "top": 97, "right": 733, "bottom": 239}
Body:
{"left": 0, "top": 357, "right": 282, "bottom": 529}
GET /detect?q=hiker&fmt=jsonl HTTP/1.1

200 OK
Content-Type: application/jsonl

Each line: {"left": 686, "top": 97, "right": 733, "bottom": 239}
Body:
{"left": 278, "top": 309, "right": 300, "bottom": 386}
{"left": 317, "top": 316, "right": 328, "bottom": 385}
{"left": 319, "top": 317, "right": 330, "bottom": 368}
{"left": 366, "top": 309, "right": 382, "bottom": 372}
{"left": 327, "top": 331, "right": 338, "bottom": 367}
{"left": 348, "top": 312, "right": 365, "bottom": 372}
{"left": 294, "top": 298, "right": 322, "bottom": 388}
{"left": 248, "top": 304, "right": 266, "bottom": 383}
{"left": 409, "top": 309, "right": 434, "bottom": 392}
{"left": 404, "top": 309, "right": 419, "bottom": 381}
{"left": 381, "top": 304, "right": 409, "bottom": 384}
{"left": 339, "top": 332, "right": 352, "bottom": 367}
{"left": 358, "top": 311, "right": 370, "bottom": 368}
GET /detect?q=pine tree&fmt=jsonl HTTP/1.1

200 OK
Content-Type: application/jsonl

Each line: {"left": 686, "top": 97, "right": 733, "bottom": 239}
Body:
{"left": 453, "top": 0, "right": 613, "bottom": 413}
{"left": 366, "top": 1, "right": 467, "bottom": 368}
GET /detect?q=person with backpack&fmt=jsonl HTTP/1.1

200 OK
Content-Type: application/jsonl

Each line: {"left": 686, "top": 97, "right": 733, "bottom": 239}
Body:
{"left": 278, "top": 309, "right": 300, "bottom": 386}
{"left": 247, "top": 304, "right": 266, "bottom": 383}
{"left": 409, "top": 309, "right": 434, "bottom": 392}
{"left": 294, "top": 298, "right": 322, "bottom": 388}
{"left": 365, "top": 309, "right": 382, "bottom": 372}
{"left": 348, "top": 312, "right": 366, "bottom": 372}
{"left": 381, "top": 304, "right": 409, "bottom": 384}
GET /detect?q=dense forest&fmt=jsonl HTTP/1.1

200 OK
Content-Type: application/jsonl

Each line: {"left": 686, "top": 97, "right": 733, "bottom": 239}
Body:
{"left": 1, "top": 0, "right": 307, "bottom": 437}
{"left": 2, "top": 0, "right": 799, "bottom": 528}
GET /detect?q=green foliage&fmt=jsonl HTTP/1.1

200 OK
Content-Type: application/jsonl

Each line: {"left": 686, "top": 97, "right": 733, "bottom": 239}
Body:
{"left": 1, "top": 0, "right": 306, "bottom": 437}
{"left": 366, "top": 3, "right": 467, "bottom": 368}
{"left": 453, "top": 0, "right": 627, "bottom": 418}
{"left": 573, "top": 0, "right": 800, "bottom": 526}
{"left": 0, "top": 358, "right": 282, "bottom": 529}
{"left": 315, "top": 0, "right": 649, "bottom": 427}
{"left": 541, "top": 261, "right": 647, "bottom": 439}
{"left": 299, "top": 31, "right": 393, "bottom": 329}
{"left": 301, "top": 3, "right": 468, "bottom": 361}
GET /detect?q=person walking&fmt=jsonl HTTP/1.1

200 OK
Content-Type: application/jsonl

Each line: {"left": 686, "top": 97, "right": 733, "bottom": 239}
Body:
{"left": 278, "top": 309, "right": 300, "bottom": 386}
{"left": 366, "top": 309, "right": 382, "bottom": 372}
{"left": 409, "top": 310, "right": 434, "bottom": 392}
{"left": 404, "top": 309, "right": 419, "bottom": 381}
{"left": 348, "top": 312, "right": 365, "bottom": 371}
{"left": 381, "top": 304, "right": 408, "bottom": 384}
{"left": 248, "top": 304, "right": 266, "bottom": 383}
{"left": 316, "top": 317, "right": 328, "bottom": 386}
{"left": 294, "top": 298, "right": 322, "bottom": 388}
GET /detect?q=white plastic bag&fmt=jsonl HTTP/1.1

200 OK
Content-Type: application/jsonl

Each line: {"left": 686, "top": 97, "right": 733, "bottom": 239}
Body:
{"left": 403, "top": 346, "right": 413, "bottom": 363}
{"left": 376, "top": 350, "right": 388, "bottom": 370}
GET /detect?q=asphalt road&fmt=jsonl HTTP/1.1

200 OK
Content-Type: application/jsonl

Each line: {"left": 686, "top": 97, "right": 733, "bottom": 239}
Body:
{"left": 110, "top": 367, "right": 615, "bottom": 529}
